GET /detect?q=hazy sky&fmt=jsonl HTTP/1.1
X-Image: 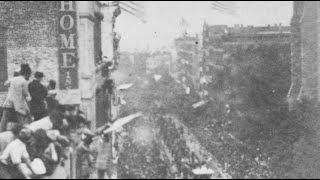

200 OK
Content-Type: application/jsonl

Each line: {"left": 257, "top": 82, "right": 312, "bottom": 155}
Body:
{"left": 115, "top": 1, "right": 293, "bottom": 52}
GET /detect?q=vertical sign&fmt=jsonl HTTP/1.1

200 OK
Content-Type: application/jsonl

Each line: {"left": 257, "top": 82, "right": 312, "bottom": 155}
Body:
{"left": 59, "top": 1, "right": 78, "bottom": 89}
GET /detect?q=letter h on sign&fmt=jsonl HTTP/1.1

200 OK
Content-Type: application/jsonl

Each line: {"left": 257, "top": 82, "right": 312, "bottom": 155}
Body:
{"left": 60, "top": 1, "right": 75, "bottom": 11}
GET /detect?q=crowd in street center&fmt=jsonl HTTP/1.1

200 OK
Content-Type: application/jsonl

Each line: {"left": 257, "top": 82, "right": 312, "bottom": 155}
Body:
{"left": 0, "top": 63, "right": 116, "bottom": 179}
{"left": 156, "top": 115, "right": 216, "bottom": 179}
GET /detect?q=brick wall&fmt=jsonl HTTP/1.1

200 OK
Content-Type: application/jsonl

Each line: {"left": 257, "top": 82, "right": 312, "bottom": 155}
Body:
{"left": 0, "top": 1, "right": 59, "bottom": 85}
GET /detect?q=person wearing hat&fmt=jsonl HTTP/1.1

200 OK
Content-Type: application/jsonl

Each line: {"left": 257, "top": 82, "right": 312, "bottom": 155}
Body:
{"left": 0, "top": 63, "right": 32, "bottom": 132}
{"left": 29, "top": 71, "right": 48, "bottom": 121}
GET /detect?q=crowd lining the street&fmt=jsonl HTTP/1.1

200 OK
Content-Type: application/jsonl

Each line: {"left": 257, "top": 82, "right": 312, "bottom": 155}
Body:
{"left": 155, "top": 115, "right": 216, "bottom": 179}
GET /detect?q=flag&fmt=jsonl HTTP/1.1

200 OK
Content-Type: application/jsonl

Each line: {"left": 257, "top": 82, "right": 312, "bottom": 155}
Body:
{"left": 179, "top": 17, "right": 190, "bottom": 34}
{"left": 179, "top": 18, "right": 190, "bottom": 29}
{"left": 192, "top": 100, "right": 207, "bottom": 109}
{"left": 211, "top": 1, "right": 237, "bottom": 16}
{"left": 119, "top": 1, "right": 147, "bottom": 23}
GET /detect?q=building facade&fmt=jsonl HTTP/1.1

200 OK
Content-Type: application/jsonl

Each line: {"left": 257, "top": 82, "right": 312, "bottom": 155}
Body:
{"left": 287, "top": 1, "right": 320, "bottom": 108}
{"left": 174, "top": 35, "right": 201, "bottom": 92}
{"left": 0, "top": 1, "right": 121, "bottom": 130}
{"left": 201, "top": 23, "right": 291, "bottom": 91}
{"left": 118, "top": 52, "right": 149, "bottom": 81}
{"left": 146, "top": 51, "right": 172, "bottom": 74}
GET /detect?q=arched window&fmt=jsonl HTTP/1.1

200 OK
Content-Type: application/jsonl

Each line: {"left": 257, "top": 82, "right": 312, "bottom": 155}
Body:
{"left": 0, "top": 26, "right": 7, "bottom": 92}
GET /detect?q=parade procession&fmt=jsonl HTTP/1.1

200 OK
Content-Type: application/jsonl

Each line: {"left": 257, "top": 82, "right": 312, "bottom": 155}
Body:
{"left": 1, "top": 1, "right": 320, "bottom": 179}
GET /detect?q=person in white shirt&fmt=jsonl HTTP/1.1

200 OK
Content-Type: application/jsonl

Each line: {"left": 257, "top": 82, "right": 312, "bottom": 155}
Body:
{"left": 0, "top": 64, "right": 32, "bottom": 132}
{"left": 0, "top": 124, "right": 23, "bottom": 155}
{"left": 0, "top": 128, "right": 35, "bottom": 179}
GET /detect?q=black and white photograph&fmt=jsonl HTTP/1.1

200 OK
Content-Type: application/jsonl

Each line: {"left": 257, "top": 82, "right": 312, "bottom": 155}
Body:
{"left": 0, "top": 1, "right": 316, "bottom": 179}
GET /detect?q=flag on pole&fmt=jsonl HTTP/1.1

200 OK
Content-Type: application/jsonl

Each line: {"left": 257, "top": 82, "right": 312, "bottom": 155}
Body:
{"left": 119, "top": 1, "right": 147, "bottom": 23}
{"left": 179, "top": 18, "right": 190, "bottom": 29}
{"left": 211, "top": 1, "right": 237, "bottom": 16}
{"left": 179, "top": 17, "right": 190, "bottom": 35}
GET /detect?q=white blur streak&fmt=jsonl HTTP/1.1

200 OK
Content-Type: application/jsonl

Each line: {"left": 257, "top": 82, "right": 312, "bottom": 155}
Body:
{"left": 104, "top": 112, "right": 143, "bottom": 134}
{"left": 192, "top": 100, "right": 207, "bottom": 109}
{"left": 117, "top": 83, "right": 133, "bottom": 90}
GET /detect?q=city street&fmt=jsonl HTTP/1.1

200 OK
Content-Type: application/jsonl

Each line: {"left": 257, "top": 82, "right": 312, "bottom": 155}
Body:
{"left": 0, "top": 1, "right": 319, "bottom": 179}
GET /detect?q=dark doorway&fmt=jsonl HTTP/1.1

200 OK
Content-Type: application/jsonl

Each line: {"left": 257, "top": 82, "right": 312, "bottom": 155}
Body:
{"left": 96, "top": 88, "right": 111, "bottom": 128}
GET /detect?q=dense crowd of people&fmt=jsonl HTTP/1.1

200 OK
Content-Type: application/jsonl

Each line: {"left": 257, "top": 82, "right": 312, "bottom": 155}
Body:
{"left": 117, "top": 117, "right": 169, "bottom": 179}
{"left": 0, "top": 63, "right": 115, "bottom": 179}
{"left": 155, "top": 115, "right": 215, "bottom": 179}
{"left": 116, "top": 64, "right": 224, "bottom": 179}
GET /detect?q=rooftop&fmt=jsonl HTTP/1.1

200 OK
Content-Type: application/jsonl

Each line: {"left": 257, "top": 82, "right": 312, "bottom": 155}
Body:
{"left": 205, "top": 24, "right": 291, "bottom": 36}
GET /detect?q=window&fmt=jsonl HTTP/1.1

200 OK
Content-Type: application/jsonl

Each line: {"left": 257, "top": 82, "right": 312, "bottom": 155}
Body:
{"left": 0, "top": 27, "right": 8, "bottom": 92}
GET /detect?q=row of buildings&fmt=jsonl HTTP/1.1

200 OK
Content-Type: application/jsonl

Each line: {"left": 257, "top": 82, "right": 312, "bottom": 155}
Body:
{"left": 201, "top": 22, "right": 291, "bottom": 94}
{"left": 194, "top": 1, "right": 320, "bottom": 111}
{"left": 172, "top": 21, "right": 292, "bottom": 110}
{"left": 117, "top": 51, "right": 173, "bottom": 82}
{"left": 176, "top": 2, "right": 320, "bottom": 111}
